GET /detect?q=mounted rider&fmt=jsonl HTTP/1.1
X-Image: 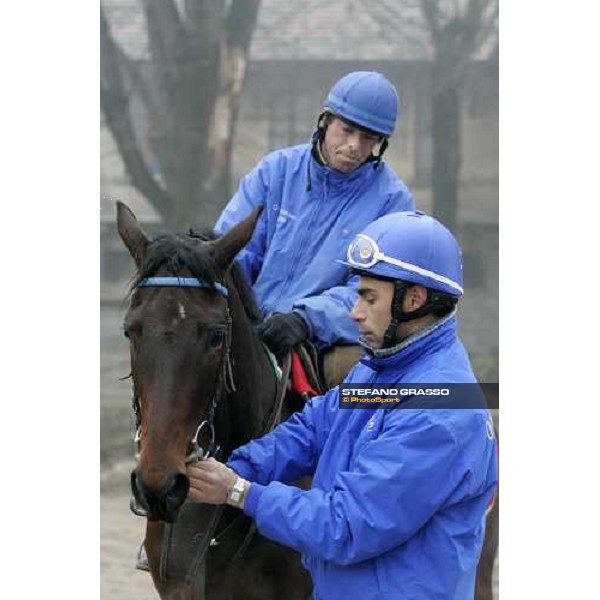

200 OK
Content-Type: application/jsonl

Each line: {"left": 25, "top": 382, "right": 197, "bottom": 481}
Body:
{"left": 215, "top": 71, "right": 415, "bottom": 386}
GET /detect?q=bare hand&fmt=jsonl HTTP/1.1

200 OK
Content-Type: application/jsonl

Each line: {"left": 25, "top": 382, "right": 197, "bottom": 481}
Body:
{"left": 186, "top": 458, "right": 238, "bottom": 505}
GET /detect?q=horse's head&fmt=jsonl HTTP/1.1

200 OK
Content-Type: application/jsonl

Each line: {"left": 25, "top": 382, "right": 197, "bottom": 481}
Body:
{"left": 117, "top": 201, "right": 262, "bottom": 522}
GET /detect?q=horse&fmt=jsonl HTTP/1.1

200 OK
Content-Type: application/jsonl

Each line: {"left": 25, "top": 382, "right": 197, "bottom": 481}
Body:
{"left": 117, "top": 200, "right": 312, "bottom": 600}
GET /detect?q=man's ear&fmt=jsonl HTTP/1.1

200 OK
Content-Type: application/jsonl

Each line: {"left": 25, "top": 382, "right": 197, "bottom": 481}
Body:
{"left": 405, "top": 285, "right": 428, "bottom": 311}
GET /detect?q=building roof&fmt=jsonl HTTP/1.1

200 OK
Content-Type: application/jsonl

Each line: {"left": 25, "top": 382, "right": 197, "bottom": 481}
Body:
{"left": 250, "top": 0, "right": 427, "bottom": 60}
{"left": 101, "top": 0, "right": 149, "bottom": 61}
{"left": 101, "top": 0, "right": 497, "bottom": 62}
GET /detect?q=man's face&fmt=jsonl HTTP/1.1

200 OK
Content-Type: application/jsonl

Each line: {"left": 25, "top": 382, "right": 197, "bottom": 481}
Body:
{"left": 350, "top": 276, "right": 395, "bottom": 349}
{"left": 321, "top": 117, "right": 381, "bottom": 173}
{"left": 351, "top": 276, "right": 430, "bottom": 349}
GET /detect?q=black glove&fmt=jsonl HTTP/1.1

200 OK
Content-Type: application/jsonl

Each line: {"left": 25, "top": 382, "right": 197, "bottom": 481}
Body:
{"left": 256, "top": 312, "right": 309, "bottom": 358}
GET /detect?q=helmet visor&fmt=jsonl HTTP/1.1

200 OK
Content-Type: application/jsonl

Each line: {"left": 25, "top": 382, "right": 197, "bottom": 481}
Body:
{"left": 344, "top": 234, "right": 464, "bottom": 295}
{"left": 346, "top": 234, "right": 387, "bottom": 268}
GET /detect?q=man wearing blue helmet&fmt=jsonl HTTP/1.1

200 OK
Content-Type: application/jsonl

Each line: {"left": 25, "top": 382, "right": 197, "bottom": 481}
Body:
{"left": 215, "top": 71, "right": 415, "bottom": 385}
{"left": 346, "top": 211, "right": 464, "bottom": 350}
{"left": 187, "top": 212, "right": 499, "bottom": 600}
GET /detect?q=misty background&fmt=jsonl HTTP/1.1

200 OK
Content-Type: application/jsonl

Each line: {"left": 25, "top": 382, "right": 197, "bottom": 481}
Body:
{"left": 100, "top": 3, "right": 498, "bottom": 596}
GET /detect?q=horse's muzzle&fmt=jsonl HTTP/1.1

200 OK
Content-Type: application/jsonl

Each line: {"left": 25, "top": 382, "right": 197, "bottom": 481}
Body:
{"left": 131, "top": 469, "right": 190, "bottom": 523}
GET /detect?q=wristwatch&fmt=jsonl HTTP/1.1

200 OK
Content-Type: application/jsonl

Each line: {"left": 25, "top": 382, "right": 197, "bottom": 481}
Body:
{"left": 226, "top": 476, "right": 247, "bottom": 508}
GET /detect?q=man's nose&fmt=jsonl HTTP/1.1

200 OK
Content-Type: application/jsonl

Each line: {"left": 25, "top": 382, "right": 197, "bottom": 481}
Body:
{"left": 350, "top": 300, "right": 362, "bottom": 321}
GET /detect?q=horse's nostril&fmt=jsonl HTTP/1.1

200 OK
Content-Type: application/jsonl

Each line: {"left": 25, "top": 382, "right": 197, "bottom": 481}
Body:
{"left": 131, "top": 470, "right": 189, "bottom": 522}
{"left": 167, "top": 473, "right": 190, "bottom": 502}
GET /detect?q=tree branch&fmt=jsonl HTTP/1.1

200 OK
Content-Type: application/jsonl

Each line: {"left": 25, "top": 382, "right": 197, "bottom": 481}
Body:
{"left": 100, "top": 7, "right": 173, "bottom": 217}
{"left": 420, "top": 0, "right": 441, "bottom": 41}
{"left": 142, "top": 0, "right": 189, "bottom": 94}
{"left": 226, "top": 0, "right": 261, "bottom": 51}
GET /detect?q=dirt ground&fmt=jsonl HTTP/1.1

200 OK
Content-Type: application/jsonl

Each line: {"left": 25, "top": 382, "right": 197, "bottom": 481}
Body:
{"left": 101, "top": 468, "right": 158, "bottom": 599}
{"left": 100, "top": 304, "right": 498, "bottom": 599}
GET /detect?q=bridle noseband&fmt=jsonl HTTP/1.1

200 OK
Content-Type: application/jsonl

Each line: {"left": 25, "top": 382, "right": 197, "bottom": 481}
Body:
{"left": 130, "top": 276, "right": 236, "bottom": 464}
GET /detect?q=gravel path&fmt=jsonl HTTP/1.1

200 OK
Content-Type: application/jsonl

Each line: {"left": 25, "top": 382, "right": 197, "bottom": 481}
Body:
{"left": 101, "top": 480, "right": 157, "bottom": 599}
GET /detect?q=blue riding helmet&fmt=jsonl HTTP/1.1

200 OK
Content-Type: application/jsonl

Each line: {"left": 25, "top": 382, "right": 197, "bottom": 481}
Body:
{"left": 324, "top": 71, "right": 399, "bottom": 137}
{"left": 340, "top": 211, "right": 464, "bottom": 297}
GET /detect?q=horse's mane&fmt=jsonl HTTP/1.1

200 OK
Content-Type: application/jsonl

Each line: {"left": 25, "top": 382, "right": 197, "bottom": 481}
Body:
{"left": 130, "top": 229, "right": 262, "bottom": 323}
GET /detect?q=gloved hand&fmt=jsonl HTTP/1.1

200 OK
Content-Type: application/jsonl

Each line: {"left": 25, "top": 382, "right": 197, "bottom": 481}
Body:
{"left": 256, "top": 312, "right": 309, "bottom": 358}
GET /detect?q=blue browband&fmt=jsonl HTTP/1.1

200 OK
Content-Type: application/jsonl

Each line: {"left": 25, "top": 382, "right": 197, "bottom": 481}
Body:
{"left": 137, "top": 277, "right": 228, "bottom": 298}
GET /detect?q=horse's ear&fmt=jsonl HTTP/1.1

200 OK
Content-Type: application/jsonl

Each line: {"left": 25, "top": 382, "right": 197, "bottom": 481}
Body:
{"left": 116, "top": 201, "right": 149, "bottom": 269}
{"left": 211, "top": 205, "right": 264, "bottom": 271}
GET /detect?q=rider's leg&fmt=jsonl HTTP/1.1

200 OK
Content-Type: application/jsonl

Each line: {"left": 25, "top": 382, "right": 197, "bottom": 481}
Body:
{"left": 321, "top": 345, "right": 364, "bottom": 389}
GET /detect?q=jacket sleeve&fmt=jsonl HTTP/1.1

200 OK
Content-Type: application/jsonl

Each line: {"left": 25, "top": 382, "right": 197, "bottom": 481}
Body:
{"left": 383, "top": 174, "right": 416, "bottom": 213}
{"left": 243, "top": 409, "right": 497, "bottom": 566}
{"left": 393, "top": 186, "right": 416, "bottom": 212}
{"left": 292, "top": 185, "right": 414, "bottom": 349}
{"left": 226, "top": 388, "right": 338, "bottom": 485}
{"left": 214, "top": 162, "right": 270, "bottom": 285}
{"left": 292, "top": 273, "right": 360, "bottom": 348}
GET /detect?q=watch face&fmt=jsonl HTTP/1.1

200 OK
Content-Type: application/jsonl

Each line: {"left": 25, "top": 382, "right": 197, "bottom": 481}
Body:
{"left": 228, "top": 478, "right": 245, "bottom": 506}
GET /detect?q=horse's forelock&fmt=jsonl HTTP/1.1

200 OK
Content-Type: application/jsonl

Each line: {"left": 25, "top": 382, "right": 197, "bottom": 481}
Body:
{"left": 128, "top": 232, "right": 219, "bottom": 291}
{"left": 126, "top": 231, "right": 261, "bottom": 323}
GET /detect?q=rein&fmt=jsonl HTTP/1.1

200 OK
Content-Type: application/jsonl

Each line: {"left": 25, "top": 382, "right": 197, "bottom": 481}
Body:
{"left": 207, "top": 351, "right": 291, "bottom": 562}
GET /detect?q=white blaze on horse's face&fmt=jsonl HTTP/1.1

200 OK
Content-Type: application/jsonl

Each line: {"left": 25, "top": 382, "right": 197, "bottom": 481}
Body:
{"left": 178, "top": 302, "right": 186, "bottom": 321}
{"left": 170, "top": 301, "right": 187, "bottom": 328}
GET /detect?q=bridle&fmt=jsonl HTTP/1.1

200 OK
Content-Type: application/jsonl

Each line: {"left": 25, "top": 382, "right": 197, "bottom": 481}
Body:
{"left": 127, "top": 274, "right": 292, "bottom": 577}
{"left": 130, "top": 276, "right": 236, "bottom": 467}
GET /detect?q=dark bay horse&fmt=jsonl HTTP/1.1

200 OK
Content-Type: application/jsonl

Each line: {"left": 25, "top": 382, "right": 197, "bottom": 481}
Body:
{"left": 117, "top": 201, "right": 312, "bottom": 600}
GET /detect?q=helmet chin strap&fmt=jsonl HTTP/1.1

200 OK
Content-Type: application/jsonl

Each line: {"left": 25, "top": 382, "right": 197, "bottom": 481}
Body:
{"left": 370, "top": 138, "right": 388, "bottom": 169}
{"left": 382, "top": 281, "right": 453, "bottom": 348}
{"left": 382, "top": 281, "right": 410, "bottom": 348}
{"left": 312, "top": 112, "right": 329, "bottom": 146}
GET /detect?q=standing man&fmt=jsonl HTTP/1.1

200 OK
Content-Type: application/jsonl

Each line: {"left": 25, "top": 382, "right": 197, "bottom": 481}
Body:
{"left": 188, "top": 211, "right": 499, "bottom": 600}
{"left": 215, "top": 71, "right": 415, "bottom": 385}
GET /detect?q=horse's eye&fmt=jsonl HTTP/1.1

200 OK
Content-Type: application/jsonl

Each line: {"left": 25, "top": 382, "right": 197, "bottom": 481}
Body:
{"left": 207, "top": 327, "right": 225, "bottom": 348}
{"left": 123, "top": 324, "right": 140, "bottom": 339}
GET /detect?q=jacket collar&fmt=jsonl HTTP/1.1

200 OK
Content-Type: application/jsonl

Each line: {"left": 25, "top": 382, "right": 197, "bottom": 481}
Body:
{"left": 359, "top": 311, "right": 458, "bottom": 373}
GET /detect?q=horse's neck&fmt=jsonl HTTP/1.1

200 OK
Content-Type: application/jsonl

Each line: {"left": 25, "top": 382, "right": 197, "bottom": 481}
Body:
{"left": 225, "top": 283, "right": 278, "bottom": 450}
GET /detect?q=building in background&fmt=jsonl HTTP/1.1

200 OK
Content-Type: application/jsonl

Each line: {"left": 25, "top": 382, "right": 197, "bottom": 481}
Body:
{"left": 101, "top": 0, "right": 498, "bottom": 379}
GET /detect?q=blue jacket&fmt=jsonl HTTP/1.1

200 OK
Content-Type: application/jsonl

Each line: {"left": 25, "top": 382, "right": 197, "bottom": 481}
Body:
{"left": 228, "top": 315, "right": 499, "bottom": 600}
{"left": 215, "top": 143, "right": 414, "bottom": 348}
